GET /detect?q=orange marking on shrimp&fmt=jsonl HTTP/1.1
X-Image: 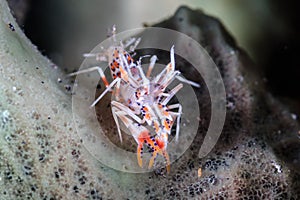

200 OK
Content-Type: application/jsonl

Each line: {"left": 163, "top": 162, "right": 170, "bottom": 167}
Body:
{"left": 138, "top": 131, "right": 147, "bottom": 142}
{"left": 112, "top": 60, "right": 119, "bottom": 68}
{"left": 163, "top": 119, "right": 171, "bottom": 131}
{"left": 119, "top": 65, "right": 128, "bottom": 81}
{"left": 155, "top": 138, "right": 165, "bottom": 149}
{"left": 158, "top": 104, "right": 169, "bottom": 116}
{"left": 163, "top": 110, "right": 169, "bottom": 116}
{"left": 126, "top": 54, "right": 133, "bottom": 64}
{"left": 142, "top": 106, "right": 149, "bottom": 112}
{"left": 153, "top": 121, "right": 160, "bottom": 133}
{"left": 137, "top": 143, "right": 143, "bottom": 167}
{"left": 110, "top": 63, "right": 116, "bottom": 71}
{"left": 137, "top": 131, "right": 150, "bottom": 167}
{"left": 145, "top": 113, "right": 151, "bottom": 120}
{"left": 102, "top": 76, "right": 109, "bottom": 87}
{"left": 142, "top": 106, "right": 152, "bottom": 120}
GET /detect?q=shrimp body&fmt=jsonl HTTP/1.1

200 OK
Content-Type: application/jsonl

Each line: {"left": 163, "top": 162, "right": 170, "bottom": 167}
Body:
{"left": 69, "top": 27, "right": 199, "bottom": 173}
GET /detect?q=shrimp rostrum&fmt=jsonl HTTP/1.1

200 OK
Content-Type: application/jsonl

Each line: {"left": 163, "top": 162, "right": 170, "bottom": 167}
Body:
{"left": 69, "top": 30, "right": 200, "bottom": 173}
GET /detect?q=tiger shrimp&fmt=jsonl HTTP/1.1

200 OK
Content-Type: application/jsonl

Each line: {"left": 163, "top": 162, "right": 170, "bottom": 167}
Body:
{"left": 68, "top": 26, "right": 200, "bottom": 172}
